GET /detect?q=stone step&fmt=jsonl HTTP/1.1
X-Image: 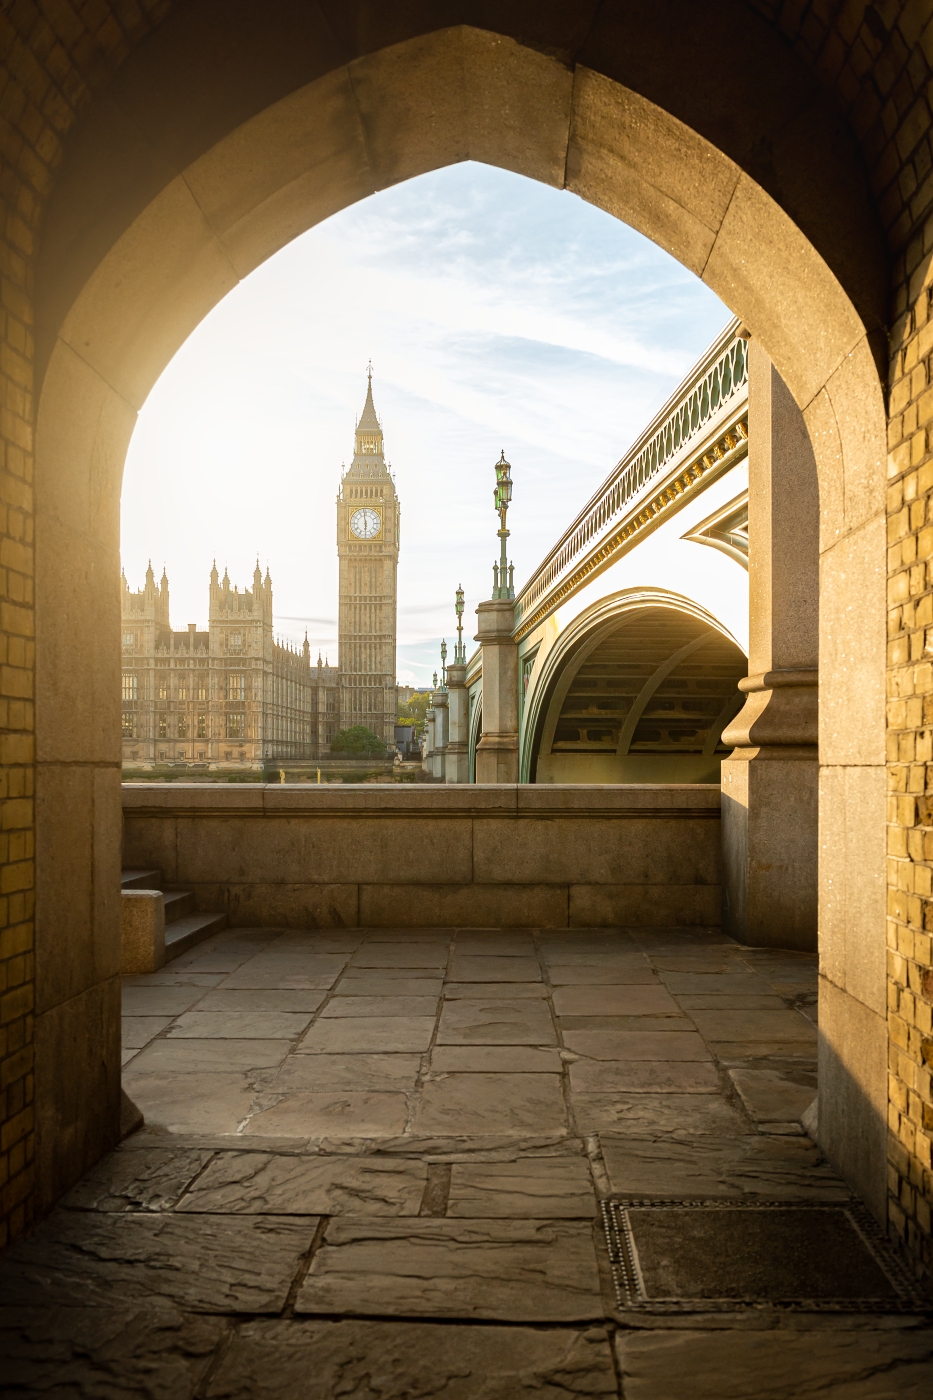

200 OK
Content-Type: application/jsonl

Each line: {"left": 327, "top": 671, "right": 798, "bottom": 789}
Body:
{"left": 162, "top": 889, "right": 196, "bottom": 924}
{"left": 164, "top": 911, "right": 228, "bottom": 962}
{"left": 121, "top": 868, "right": 161, "bottom": 890}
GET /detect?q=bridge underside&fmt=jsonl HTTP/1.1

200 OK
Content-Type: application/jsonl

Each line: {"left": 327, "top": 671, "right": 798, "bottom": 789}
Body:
{"left": 533, "top": 608, "right": 747, "bottom": 786}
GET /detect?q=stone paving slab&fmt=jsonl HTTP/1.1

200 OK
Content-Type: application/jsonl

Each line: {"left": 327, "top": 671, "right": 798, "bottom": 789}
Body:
{"left": 568, "top": 1059, "right": 721, "bottom": 1093}
{"left": 436, "top": 998, "right": 556, "bottom": 1044}
{"left": 123, "top": 985, "right": 208, "bottom": 1015}
{"left": 333, "top": 976, "right": 444, "bottom": 996}
{"left": 659, "top": 973, "right": 777, "bottom": 994}
{"left": 125, "top": 1038, "right": 290, "bottom": 1072}
{"left": 297, "top": 1016, "right": 436, "bottom": 1053}
{"left": 728, "top": 1068, "right": 818, "bottom": 1123}
{"left": 413, "top": 1073, "right": 567, "bottom": 1135}
{"left": 177, "top": 1152, "right": 427, "bottom": 1215}
{"left": 337, "top": 966, "right": 445, "bottom": 980}
{"left": 678, "top": 994, "right": 788, "bottom": 1009}
{"left": 349, "top": 945, "right": 449, "bottom": 968}
{"left": 600, "top": 1134, "right": 850, "bottom": 1199}
{"left": 562, "top": 1030, "right": 712, "bottom": 1060}
{"left": 448, "top": 955, "right": 542, "bottom": 981}
{"left": 121, "top": 1071, "right": 259, "bottom": 1134}
{"left": 689, "top": 1009, "right": 817, "bottom": 1042}
{"left": 560, "top": 1015, "right": 692, "bottom": 1031}
{"left": 444, "top": 980, "right": 548, "bottom": 998}
{"left": 123, "top": 1015, "right": 173, "bottom": 1047}
{"left": 0, "top": 1212, "right": 315, "bottom": 1313}
{"left": 267, "top": 1053, "right": 423, "bottom": 1092}
{"left": 242, "top": 1091, "right": 410, "bottom": 1139}
{"left": 554, "top": 986, "right": 681, "bottom": 1016}
{"left": 572, "top": 1092, "right": 750, "bottom": 1137}
{"left": 204, "top": 1319, "right": 618, "bottom": 1398}
{"left": 320, "top": 995, "right": 440, "bottom": 1018}
{"left": 0, "top": 1303, "right": 227, "bottom": 1398}
{"left": 219, "top": 968, "right": 344, "bottom": 990}
{"left": 430, "top": 1045, "right": 563, "bottom": 1072}
{"left": 63, "top": 1146, "right": 213, "bottom": 1213}
{"left": 169, "top": 1011, "right": 315, "bottom": 1039}
{"left": 614, "top": 1327, "right": 933, "bottom": 1399}
{"left": 195, "top": 989, "right": 327, "bottom": 1013}
{"left": 547, "top": 964, "right": 659, "bottom": 984}
{"left": 446, "top": 1158, "right": 597, "bottom": 1217}
{"left": 296, "top": 1218, "right": 605, "bottom": 1320}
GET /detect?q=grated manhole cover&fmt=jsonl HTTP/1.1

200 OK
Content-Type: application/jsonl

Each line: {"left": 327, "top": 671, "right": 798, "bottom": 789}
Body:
{"left": 602, "top": 1198, "right": 928, "bottom": 1313}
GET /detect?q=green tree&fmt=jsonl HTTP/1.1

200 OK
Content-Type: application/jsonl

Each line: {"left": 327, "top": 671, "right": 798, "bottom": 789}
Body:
{"left": 398, "top": 690, "right": 430, "bottom": 734}
{"left": 330, "top": 725, "right": 387, "bottom": 756}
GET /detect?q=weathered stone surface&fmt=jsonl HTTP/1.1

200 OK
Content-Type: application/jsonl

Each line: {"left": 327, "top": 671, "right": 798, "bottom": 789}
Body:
{"left": 205, "top": 1319, "right": 617, "bottom": 1397}
{"left": 243, "top": 1092, "right": 409, "bottom": 1139}
{"left": 547, "top": 963, "right": 657, "bottom": 984}
{"left": 177, "top": 1152, "right": 426, "bottom": 1214}
{"left": 689, "top": 1009, "right": 816, "bottom": 1042}
{"left": 560, "top": 1015, "right": 691, "bottom": 1031}
{"left": 296, "top": 1218, "right": 604, "bottom": 1320}
{"left": 601, "top": 1134, "right": 849, "bottom": 1199}
{"left": 553, "top": 986, "right": 680, "bottom": 1016}
{"left": 678, "top": 994, "right": 787, "bottom": 1009}
{"left": 122, "top": 985, "right": 206, "bottom": 1015}
{"left": 615, "top": 1328, "right": 933, "bottom": 1399}
{"left": 0, "top": 1304, "right": 226, "bottom": 1399}
{"left": 297, "top": 1016, "right": 436, "bottom": 1053}
{"left": 0, "top": 1212, "right": 315, "bottom": 1312}
{"left": 126, "top": 1038, "right": 290, "bottom": 1072}
{"left": 195, "top": 989, "right": 327, "bottom": 1012}
{"left": 63, "top": 1146, "right": 212, "bottom": 1212}
{"left": 414, "top": 1073, "right": 567, "bottom": 1135}
{"left": 321, "top": 995, "right": 439, "bottom": 1018}
{"left": 571, "top": 1092, "right": 749, "bottom": 1136}
{"left": 729, "top": 1067, "right": 818, "bottom": 1122}
{"left": 448, "top": 956, "right": 542, "bottom": 982}
{"left": 168, "top": 1011, "right": 315, "bottom": 1039}
{"left": 334, "top": 977, "right": 444, "bottom": 996}
{"left": 562, "top": 1030, "right": 711, "bottom": 1060}
{"left": 444, "top": 981, "right": 548, "bottom": 998}
{"left": 121, "top": 1071, "right": 258, "bottom": 1134}
{"left": 568, "top": 1059, "right": 721, "bottom": 1093}
{"left": 430, "top": 1045, "right": 562, "bottom": 1072}
{"left": 220, "top": 956, "right": 347, "bottom": 989}
{"left": 447, "top": 1158, "right": 596, "bottom": 1217}
{"left": 269, "top": 1053, "right": 422, "bottom": 1092}
{"left": 436, "top": 998, "right": 556, "bottom": 1045}
{"left": 122, "top": 1015, "right": 172, "bottom": 1047}
{"left": 350, "top": 944, "right": 449, "bottom": 968}
{"left": 659, "top": 973, "right": 776, "bottom": 994}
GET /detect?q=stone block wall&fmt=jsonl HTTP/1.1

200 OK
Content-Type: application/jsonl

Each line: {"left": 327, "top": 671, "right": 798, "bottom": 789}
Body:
{"left": 121, "top": 784, "right": 723, "bottom": 931}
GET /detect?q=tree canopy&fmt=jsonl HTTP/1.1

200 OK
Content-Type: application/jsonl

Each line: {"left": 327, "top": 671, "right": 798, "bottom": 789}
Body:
{"left": 398, "top": 691, "right": 431, "bottom": 732}
{"left": 330, "top": 725, "right": 387, "bottom": 756}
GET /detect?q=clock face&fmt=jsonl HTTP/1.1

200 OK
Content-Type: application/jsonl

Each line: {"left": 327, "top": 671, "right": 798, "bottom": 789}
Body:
{"left": 350, "top": 507, "right": 382, "bottom": 539}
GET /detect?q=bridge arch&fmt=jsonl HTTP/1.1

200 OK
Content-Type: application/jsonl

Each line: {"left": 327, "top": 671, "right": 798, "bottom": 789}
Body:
{"left": 30, "top": 14, "right": 887, "bottom": 1220}
{"left": 521, "top": 590, "right": 746, "bottom": 785}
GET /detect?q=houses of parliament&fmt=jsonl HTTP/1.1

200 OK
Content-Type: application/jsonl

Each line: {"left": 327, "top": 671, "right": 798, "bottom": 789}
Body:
{"left": 120, "top": 374, "right": 400, "bottom": 770}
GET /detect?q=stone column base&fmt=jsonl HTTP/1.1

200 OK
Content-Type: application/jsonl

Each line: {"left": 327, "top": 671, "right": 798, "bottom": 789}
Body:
{"left": 721, "top": 746, "right": 818, "bottom": 950}
{"left": 121, "top": 890, "right": 165, "bottom": 973}
{"left": 475, "top": 733, "right": 519, "bottom": 783}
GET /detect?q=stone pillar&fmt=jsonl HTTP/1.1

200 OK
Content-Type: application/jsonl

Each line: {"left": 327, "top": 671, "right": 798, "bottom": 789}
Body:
{"left": 432, "top": 688, "right": 449, "bottom": 780}
{"left": 121, "top": 890, "right": 165, "bottom": 974}
{"left": 720, "top": 341, "right": 819, "bottom": 951}
{"left": 474, "top": 599, "right": 519, "bottom": 783}
{"left": 423, "top": 705, "right": 436, "bottom": 776}
{"left": 445, "top": 663, "right": 470, "bottom": 783}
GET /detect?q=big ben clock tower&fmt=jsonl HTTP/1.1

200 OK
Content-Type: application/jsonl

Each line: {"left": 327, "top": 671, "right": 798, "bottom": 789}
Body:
{"left": 336, "top": 369, "right": 400, "bottom": 747}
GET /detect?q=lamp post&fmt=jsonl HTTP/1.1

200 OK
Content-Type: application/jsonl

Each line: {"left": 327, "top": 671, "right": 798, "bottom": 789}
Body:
{"left": 440, "top": 639, "right": 447, "bottom": 687}
{"left": 454, "top": 586, "right": 465, "bottom": 663}
{"left": 491, "top": 450, "right": 514, "bottom": 600}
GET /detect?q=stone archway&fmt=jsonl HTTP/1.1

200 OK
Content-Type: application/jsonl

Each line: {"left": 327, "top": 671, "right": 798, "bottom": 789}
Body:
{"left": 30, "top": 24, "right": 887, "bottom": 1225}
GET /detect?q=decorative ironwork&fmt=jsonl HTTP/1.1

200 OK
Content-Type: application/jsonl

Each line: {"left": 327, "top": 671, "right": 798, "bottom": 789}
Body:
{"left": 516, "top": 323, "right": 748, "bottom": 629}
{"left": 491, "top": 451, "right": 514, "bottom": 599}
{"left": 454, "top": 587, "right": 465, "bottom": 664}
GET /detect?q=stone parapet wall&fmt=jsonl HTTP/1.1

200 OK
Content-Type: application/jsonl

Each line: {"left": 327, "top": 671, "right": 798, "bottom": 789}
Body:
{"left": 122, "top": 784, "right": 722, "bottom": 930}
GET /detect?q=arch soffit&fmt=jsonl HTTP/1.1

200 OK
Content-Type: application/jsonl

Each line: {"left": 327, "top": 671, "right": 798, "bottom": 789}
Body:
{"left": 520, "top": 588, "right": 745, "bottom": 783}
{"left": 38, "top": 28, "right": 885, "bottom": 545}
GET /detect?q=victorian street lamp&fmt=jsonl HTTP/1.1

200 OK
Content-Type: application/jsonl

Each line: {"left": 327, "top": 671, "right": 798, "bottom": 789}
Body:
{"left": 440, "top": 639, "right": 447, "bottom": 687}
{"left": 454, "top": 585, "right": 465, "bottom": 663}
{"left": 491, "top": 450, "right": 514, "bottom": 600}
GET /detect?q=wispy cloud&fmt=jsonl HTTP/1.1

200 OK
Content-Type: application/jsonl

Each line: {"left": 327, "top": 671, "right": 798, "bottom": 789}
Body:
{"left": 121, "top": 163, "right": 729, "bottom": 663}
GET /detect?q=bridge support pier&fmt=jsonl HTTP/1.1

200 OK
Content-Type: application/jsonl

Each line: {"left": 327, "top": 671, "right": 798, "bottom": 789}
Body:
{"left": 721, "top": 342, "right": 819, "bottom": 951}
{"left": 445, "top": 663, "right": 470, "bottom": 783}
{"left": 475, "top": 599, "right": 519, "bottom": 783}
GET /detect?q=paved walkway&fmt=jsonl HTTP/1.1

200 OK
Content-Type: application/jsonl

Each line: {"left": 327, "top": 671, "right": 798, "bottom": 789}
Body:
{"left": 2, "top": 925, "right": 932, "bottom": 1396}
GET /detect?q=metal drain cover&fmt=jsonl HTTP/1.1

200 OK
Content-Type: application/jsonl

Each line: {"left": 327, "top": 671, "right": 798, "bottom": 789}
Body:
{"left": 602, "top": 1198, "right": 926, "bottom": 1312}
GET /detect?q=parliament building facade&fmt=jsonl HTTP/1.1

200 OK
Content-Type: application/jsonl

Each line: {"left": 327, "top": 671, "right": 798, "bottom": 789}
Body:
{"left": 121, "top": 375, "right": 399, "bottom": 771}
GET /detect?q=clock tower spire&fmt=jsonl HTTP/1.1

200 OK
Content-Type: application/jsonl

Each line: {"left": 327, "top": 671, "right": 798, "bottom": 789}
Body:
{"left": 336, "top": 369, "right": 400, "bottom": 749}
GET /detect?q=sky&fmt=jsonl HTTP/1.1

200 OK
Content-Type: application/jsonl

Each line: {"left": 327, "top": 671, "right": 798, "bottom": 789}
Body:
{"left": 120, "top": 162, "right": 731, "bottom": 688}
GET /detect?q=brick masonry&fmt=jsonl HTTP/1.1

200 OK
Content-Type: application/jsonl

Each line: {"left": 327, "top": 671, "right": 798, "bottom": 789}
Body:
{"left": 0, "top": 0, "right": 931, "bottom": 1278}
